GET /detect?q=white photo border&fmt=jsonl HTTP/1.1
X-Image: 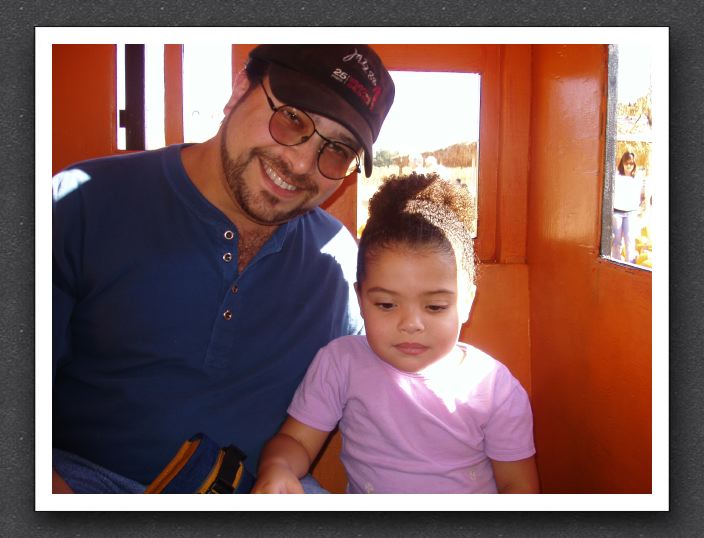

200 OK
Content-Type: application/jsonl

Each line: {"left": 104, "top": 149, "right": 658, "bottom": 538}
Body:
{"left": 37, "top": 26, "right": 669, "bottom": 512}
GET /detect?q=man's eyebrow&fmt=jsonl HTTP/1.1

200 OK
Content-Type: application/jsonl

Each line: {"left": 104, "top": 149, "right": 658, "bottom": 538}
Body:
{"left": 326, "top": 131, "right": 359, "bottom": 150}
{"left": 308, "top": 112, "right": 360, "bottom": 149}
{"left": 339, "top": 136, "right": 361, "bottom": 150}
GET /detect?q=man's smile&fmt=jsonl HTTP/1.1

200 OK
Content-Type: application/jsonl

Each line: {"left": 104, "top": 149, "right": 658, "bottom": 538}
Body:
{"left": 262, "top": 158, "right": 299, "bottom": 193}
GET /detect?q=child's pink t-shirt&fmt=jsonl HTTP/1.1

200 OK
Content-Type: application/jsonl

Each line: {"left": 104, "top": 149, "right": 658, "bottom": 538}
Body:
{"left": 288, "top": 335, "right": 535, "bottom": 494}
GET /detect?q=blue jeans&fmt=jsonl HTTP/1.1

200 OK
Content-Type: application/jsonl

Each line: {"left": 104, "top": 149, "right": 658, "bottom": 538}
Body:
{"left": 299, "top": 474, "right": 330, "bottom": 494}
{"left": 612, "top": 210, "right": 636, "bottom": 262}
{"left": 53, "top": 448, "right": 328, "bottom": 493}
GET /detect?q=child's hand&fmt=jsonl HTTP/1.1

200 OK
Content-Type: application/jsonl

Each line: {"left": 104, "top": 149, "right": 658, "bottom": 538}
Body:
{"left": 251, "top": 464, "right": 305, "bottom": 494}
{"left": 253, "top": 418, "right": 329, "bottom": 493}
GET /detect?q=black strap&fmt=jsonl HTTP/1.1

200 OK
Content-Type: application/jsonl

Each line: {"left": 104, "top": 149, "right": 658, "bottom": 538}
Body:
{"left": 206, "top": 445, "right": 247, "bottom": 494}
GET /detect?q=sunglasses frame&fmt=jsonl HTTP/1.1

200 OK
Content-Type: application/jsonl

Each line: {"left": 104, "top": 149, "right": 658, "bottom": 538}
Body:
{"left": 260, "top": 83, "right": 362, "bottom": 181}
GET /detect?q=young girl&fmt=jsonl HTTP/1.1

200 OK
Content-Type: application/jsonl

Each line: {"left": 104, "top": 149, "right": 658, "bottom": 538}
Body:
{"left": 612, "top": 151, "right": 644, "bottom": 262}
{"left": 252, "top": 173, "right": 539, "bottom": 494}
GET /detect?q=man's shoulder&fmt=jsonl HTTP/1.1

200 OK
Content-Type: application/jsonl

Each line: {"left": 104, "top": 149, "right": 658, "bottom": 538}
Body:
{"left": 52, "top": 147, "right": 177, "bottom": 204}
{"left": 294, "top": 208, "right": 358, "bottom": 255}
{"left": 300, "top": 207, "right": 348, "bottom": 230}
{"left": 62, "top": 146, "right": 169, "bottom": 173}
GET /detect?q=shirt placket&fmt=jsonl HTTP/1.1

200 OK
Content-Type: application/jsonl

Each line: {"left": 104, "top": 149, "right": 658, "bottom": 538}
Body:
{"left": 204, "top": 222, "right": 289, "bottom": 368}
{"left": 221, "top": 228, "right": 238, "bottom": 322}
{"left": 204, "top": 227, "right": 241, "bottom": 367}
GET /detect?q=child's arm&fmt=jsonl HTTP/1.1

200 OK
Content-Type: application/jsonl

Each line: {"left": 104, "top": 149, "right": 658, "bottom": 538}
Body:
{"left": 252, "top": 416, "right": 330, "bottom": 494}
{"left": 490, "top": 456, "right": 540, "bottom": 493}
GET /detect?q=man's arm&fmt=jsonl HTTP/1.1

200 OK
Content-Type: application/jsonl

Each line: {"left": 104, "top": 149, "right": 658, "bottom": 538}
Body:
{"left": 252, "top": 417, "right": 330, "bottom": 494}
{"left": 52, "top": 269, "right": 78, "bottom": 492}
{"left": 490, "top": 456, "right": 540, "bottom": 493}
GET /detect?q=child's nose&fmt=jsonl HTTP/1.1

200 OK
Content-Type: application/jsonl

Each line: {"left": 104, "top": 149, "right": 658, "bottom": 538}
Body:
{"left": 398, "top": 308, "right": 424, "bottom": 333}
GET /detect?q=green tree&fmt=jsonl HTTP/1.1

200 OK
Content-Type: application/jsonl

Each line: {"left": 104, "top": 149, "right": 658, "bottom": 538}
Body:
{"left": 373, "top": 149, "right": 399, "bottom": 168}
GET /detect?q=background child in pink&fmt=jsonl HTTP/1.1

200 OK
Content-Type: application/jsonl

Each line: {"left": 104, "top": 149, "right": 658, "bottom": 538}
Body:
{"left": 253, "top": 173, "right": 539, "bottom": 494}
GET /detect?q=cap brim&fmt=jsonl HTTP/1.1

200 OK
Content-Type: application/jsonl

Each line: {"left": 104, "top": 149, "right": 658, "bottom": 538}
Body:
{"left": 267, "top": 64, "right": 374, "bottom": 177}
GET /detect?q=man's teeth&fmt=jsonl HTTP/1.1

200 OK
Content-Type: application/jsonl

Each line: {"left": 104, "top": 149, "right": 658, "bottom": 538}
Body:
{"left": 265, "top": 164, "right": 297, "bottom": 191}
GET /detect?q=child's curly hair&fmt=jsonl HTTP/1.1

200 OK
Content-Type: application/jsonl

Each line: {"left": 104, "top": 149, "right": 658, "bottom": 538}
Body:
{"left": 357, "top": 172, "right": 477, "bottom": 286}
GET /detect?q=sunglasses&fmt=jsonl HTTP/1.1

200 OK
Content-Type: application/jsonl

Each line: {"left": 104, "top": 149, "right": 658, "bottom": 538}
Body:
{"left": 260, "top": 83, "right": 361, "bottom": 180}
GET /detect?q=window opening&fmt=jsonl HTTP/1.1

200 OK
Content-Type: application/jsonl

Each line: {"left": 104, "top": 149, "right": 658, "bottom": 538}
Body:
{"left": 601, "top": 44, "right": 654, "bottom": 270}
{"left": 359, "top": 71, "right": 481, "bottom": 238}
{"left": 117, "top": 44, "right": 145, "bottom": 150}
{"left": 182, "top": 44, "right": 232, "bottom": 143}
{"left": 117, "top": 44, "right": 165, "bottom": 150}
{"left": 144, "top": 45, "right": 165, "bottom": 150}
{"left": 116, "top": 45, "right": 126, "bottom": 149}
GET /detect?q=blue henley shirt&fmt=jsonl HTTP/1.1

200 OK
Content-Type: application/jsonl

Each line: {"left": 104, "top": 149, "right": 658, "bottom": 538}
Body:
{"left": 52, "top": 144, "right": 362, "bottom": 487}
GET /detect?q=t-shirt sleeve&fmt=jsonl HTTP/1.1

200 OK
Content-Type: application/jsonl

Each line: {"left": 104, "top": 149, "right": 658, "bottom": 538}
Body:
{"left": 287, "top": 340, "right": 348, "bottom": 432}
{"left": 52, "top": 170, "right": 86, "bottom": 383}
{"left": 483, "top": 367, "right": 536, "bottom": 461}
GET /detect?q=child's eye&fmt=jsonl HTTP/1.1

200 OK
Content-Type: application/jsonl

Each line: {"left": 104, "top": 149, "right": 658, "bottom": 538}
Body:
{"left": 426, "top": 304, "right": 449, "bottom": 313}
{"left": 375, "top": 302, "right": 395, "bottom": 311}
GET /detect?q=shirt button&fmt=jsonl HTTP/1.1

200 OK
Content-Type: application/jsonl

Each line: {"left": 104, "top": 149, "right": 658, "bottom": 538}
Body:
{"left": 224, "top": 230, "right": 234, "bottom": 240}
{"left": 231, "top": 285, "right": 239, "bottom": 294}
{"left": 223, "top": 252, "right": 233, "bottom": 263}
{"left": 223, "top": 310, "right": 233, "bottom": 320}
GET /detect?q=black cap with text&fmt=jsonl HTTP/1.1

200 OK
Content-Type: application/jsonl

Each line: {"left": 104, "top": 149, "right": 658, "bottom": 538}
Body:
{"left": 249, "top": 44, "right": 395, "bottom": 177}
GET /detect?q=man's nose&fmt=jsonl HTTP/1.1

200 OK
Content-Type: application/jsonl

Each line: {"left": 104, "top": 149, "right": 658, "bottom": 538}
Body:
{"left": 284, "top": 137, "right": 320, "bottom": 176}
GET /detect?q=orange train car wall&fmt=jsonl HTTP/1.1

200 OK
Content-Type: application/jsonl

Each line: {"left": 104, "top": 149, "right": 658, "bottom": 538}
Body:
{"left": 52, "top": 43, "right": 652, "bottom": 494}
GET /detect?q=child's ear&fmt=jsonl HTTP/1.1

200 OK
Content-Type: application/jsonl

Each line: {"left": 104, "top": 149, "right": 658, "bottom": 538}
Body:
{"left": 459, "top": 283, "right": 476, "bottom": 324}
{"left": 223, "top": 68, "right": 251, "bottom": 116}
{"left": 354, "top": 282, "right": 366, "bottom": 318}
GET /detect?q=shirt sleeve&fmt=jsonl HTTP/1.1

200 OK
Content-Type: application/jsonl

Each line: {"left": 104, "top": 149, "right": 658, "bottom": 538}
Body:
{"left": 52, "top": 170, "right": 84, "bottom": 382}
{"left": 287, "top": 341, "right": 349, "bottom": 432}
{"left": 483, "top": 367, "right": 536, "bottom": 461}
{"left": 52, "top": 277, "right": 75, "bottom": 383}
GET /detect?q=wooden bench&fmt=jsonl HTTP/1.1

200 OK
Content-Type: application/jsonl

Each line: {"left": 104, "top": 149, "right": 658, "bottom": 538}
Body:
{"left": 310, "top": 429, "right": 347, "bottom": 493}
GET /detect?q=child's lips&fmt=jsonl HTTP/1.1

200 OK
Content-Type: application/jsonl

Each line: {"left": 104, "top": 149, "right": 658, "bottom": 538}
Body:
{"left": 394, "top": 343, "right": 429, "bottom": 356}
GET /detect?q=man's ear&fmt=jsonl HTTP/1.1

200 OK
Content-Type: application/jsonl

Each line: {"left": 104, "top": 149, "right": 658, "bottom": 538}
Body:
{"left": 223, "top": 68, "right": 251, "bottom": 116}
{"left": 459, "top": 283, "right": 476, "bottom": 324}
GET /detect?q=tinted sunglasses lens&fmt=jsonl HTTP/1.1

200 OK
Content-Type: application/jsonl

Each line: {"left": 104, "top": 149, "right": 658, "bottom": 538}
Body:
{"left": 319, "top": 142, "right": 359, "bottom": 180}
{"left": 270, "top": 106, "right": 313, "bottom": 146}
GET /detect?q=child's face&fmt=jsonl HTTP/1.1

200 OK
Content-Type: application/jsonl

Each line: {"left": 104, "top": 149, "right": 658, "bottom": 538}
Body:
{"left": 355, "top": 245, "right": 472, "bottom": 373}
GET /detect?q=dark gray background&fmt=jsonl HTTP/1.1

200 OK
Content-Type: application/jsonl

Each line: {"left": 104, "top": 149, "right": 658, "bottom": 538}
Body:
{"left": 2, "top": 1, "right": 699, "bottom": 536}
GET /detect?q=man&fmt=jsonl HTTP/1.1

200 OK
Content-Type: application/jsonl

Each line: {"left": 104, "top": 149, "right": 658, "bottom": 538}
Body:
{"left": 52, "top": 44, "right": 395, "bottom": 493}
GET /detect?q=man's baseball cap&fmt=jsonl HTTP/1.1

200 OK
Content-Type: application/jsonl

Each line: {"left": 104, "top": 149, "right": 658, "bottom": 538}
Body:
{"left": 248, "top": 44, "right": 395, "bottom": 177}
